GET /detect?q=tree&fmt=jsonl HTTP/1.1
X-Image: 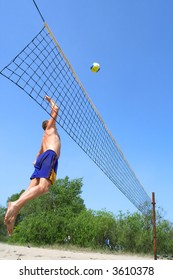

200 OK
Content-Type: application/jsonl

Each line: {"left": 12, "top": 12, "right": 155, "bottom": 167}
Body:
{"left": 1, "top": 177, "right": 173, "bottom": 255}
{"left": 157, "top": 220, "right": 173, "bottom": 254}
{"left": 0, "top": 207, "right": 6, "bottom": 241}
{"left": 9, "top": 177, "right": 86, "bottom": 244}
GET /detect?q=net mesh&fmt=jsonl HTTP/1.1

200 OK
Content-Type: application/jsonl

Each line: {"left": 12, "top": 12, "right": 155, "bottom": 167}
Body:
{"left": 0, "top": 25, "right": 151, "bottom": 213}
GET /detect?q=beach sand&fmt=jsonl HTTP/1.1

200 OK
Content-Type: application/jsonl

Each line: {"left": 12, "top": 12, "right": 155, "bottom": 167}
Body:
{"left": 0, "top": 243, "right": 153, "bottom": 260}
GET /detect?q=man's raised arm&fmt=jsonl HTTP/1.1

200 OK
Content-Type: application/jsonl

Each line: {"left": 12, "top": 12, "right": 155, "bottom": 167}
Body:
{"left": 45, "top": 95, "right": 58, "bottom": 120}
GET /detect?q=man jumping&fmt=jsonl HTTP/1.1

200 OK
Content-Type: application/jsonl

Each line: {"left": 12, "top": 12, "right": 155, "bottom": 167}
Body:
{"left": 4, "top": 95, "right": 61, "bottom": 235}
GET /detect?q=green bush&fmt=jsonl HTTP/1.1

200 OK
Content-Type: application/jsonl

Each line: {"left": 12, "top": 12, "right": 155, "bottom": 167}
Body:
{"left": 1, "top": 177, "right": 173, "bottom": 255}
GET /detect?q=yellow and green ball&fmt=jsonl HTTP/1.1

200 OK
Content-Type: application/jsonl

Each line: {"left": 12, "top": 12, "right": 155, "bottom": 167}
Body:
{"left": 90, "top": 62, "right": 100, "bottom": 73}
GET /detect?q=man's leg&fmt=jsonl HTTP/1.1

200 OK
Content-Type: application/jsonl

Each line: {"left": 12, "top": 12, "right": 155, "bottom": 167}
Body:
{"left": 4, "top": 178, "right": 40, "bottom": 235}
{"left": 4, "top": 178, "right": 39, "bottom": 223}
{"left": 13, "top": 178, "right": 51, "bottom": 210}
{"left": 4, "top": 178, "right": 51, "bottom": 234}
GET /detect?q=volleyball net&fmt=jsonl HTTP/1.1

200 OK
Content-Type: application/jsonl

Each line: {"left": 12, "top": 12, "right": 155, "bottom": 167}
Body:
{"left": 0, "top": 3, "right": 151, "bottom": 214}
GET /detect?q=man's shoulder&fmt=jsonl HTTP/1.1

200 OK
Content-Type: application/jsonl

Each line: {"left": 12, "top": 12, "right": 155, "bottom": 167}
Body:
{"left": 46, "top": 119, "right": 57, "bottom": 130}
{"left": 45, "top": 125, "right": 57, "bottom": 134}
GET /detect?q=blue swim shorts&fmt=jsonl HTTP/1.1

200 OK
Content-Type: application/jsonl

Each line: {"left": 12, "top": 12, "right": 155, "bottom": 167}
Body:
{"left": 30, "top": 149, "right": 58, "bottom": 184}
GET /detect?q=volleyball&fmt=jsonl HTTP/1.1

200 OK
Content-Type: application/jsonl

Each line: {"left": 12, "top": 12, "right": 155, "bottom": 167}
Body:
{"left": 90, "top": 62, "right": 100, "bottom": 73}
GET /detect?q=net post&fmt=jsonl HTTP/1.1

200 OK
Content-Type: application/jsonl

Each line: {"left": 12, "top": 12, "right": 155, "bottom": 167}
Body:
{"left": 152, "top": 192, "right": 157, "bottom": 260}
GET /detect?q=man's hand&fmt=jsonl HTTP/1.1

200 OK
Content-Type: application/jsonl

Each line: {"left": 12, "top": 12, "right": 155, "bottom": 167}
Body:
{"left": 45, "top": 95, "right": 58, "bottom": 119}
{"left": 45, "top": 95, "right": 51, "bottom": 102}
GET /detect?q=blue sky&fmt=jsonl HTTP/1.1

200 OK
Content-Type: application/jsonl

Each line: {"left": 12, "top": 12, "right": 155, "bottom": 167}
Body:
{"left": 0, "top": 0, "right": 173, "bottom": 222}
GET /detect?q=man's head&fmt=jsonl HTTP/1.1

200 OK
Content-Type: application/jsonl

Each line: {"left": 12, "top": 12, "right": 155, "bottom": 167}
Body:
{"left": 42, "top": 120, "right": 48, "bottom": 130}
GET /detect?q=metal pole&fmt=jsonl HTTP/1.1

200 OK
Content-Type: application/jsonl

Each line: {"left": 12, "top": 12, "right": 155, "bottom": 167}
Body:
{"left": 152, "top": 192, "right": 157, "bottom": 260}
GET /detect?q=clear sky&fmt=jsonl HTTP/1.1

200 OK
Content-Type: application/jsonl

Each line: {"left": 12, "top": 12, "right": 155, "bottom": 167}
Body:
{"left": 0, "top": 0, "right": 173, "bottom": 222}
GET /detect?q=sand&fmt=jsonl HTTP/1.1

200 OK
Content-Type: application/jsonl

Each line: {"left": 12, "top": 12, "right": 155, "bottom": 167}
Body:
{"left": 0, "top": 242, "right": 153, "bottom": 260}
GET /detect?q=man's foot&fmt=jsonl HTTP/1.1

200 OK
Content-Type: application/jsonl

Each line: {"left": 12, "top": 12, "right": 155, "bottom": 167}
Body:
{"left": 6, "top": 215, "right": 16, "bottom": 236}
{"left": 4, "top": 202, "right": 18, "bottom": 225}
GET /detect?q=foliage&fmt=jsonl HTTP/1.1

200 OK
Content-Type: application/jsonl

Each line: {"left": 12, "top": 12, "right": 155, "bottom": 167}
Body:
{"left": 0, "top": 177, "right": 173, "bottom": 255}
{"left": 0, "top": 207, "right": 6, "bottom": 241}
{"left": 156, "top": 219, "right": 173, "bottom": 255}
{"left": 115, "top": 211, "right": 153, "bottom": 253}
{"left": 10, "top": 177, "right": 85, "bottom": 245}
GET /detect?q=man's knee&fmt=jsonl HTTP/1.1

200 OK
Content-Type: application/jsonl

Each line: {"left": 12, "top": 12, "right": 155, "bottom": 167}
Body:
{"left": 39, "top": 179, "right": 51, "bottom": 193}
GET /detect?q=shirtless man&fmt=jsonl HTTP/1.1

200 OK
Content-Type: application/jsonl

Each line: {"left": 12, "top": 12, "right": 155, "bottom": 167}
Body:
{"left": 4, "top": 95, "right": 61, "bottom": 235}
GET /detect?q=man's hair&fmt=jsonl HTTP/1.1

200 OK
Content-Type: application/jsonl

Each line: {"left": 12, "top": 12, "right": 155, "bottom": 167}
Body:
{"left": 42, "top": 120, "right": 48, "bottom": 130}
